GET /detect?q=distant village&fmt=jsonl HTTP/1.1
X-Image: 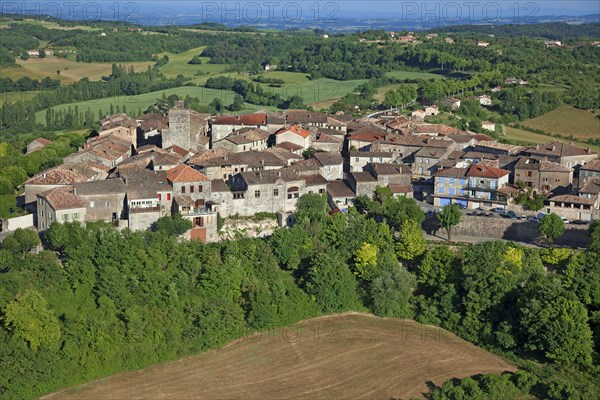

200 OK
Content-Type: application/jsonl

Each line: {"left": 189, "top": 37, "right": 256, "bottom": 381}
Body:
{"left": 14, "top": 99, "right": 600, "bottom": 242}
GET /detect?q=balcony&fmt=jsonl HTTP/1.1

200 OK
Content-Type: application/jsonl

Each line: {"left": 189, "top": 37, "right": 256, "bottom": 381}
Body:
{"left": 179, "top": 206, "right": 216, "bottom": 216}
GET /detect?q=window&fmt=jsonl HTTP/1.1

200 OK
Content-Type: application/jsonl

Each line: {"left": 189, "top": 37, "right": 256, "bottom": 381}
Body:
{"left": 438, "top": 187, "right": 445, "bottom": 193}
{"left": 459, "top": 189, "right": 465, "bottom": 195}
{"left": 490, "top": 181, "right": 496, "bottom": 189}
{"left": 544, "top": 177, "right": 549, "bottom": 182}
{"left": 527, "top": 171, "right": 533, "bottom": 177}
{"left": 439, "top": 177, "right": 445, "bottom": 183}
{"left": 459, "top": 179, "right": 465, "bottom": 185}
{"left": 449, "top": 188, "right": 455, "bottom": 195}
{"left": 105, "top": 201, "right": 110, "bottom": 208}
{"left": 73, "top": 213, "right": 80, "bottom": 220}
{"left": 90, "top": 201, "right": 95, "bottom": 208}
{"left": 273, "top": 189, "right": 279, "bottom": 196}
{"left": 194, "top": 217, "right": 204, "bottom": 228}
{"left": 198, "top": 185, "right": 203, "bottom": 193}
{"left": 355, "top": 157, "right": 359, "bottom": 162}
{"left": 39, "top": 209, "right": 43, "bottom": 217}
{"left": 255, "top": 190, "right": 261, "bottom": 198}
{"left": 49, "top": 213, "right": 53, "bottom": 220}
{"left": 319, "top": 189, "right": 325, "bottom": 194}
{"left": 190, "top": 186, "right": 194, "bottom": 193}
{"left": 62, "top": 214, "right": 69, "bottom": 221}
{"left": 555, "top": 178, "right": 560, "bottom": 183}
{"left": 181, "top": 186, "right": 186, "bottom": 193}
{"left": 38, "top": 199, "right": 43, "bottom": 205}
{"left": 449, "top": 178, "right": 455, "bottom": 184}
{"left": 158, "top": 194, "right": 162, "bottom": 201}
{"left": 167, "top": 193, "right": 171, "bottom": 201}
{"left": 234, "top": 193, "right": 244, "bottom": 199}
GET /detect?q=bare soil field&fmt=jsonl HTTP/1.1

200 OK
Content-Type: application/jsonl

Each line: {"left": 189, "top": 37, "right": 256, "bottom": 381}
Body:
{"left": 522, "top": 106, "right": 600, "bottom": 139}
{"left": 43, "top": 313, "right": 514, "bottom": 400}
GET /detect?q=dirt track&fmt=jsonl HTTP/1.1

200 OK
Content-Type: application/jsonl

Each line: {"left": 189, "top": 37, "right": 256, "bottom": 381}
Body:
{"left": 43, "top": 313, "right": 514, "bottom": 400}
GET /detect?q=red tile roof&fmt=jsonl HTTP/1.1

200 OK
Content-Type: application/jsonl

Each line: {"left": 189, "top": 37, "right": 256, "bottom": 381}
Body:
{"left": 33, "top": 137, "right": 52, "bottom": 145}
{"left": 26, "top": 166, "right": 89, "bottom": 185}
{"left": 38, "top": 186, "right": 85, "bottom": 210}
{"left": 276, "top": 125, "right": 311, "bottom": 139}
{"left": 166, "top": 164, "right": 208, "bottom": 183}
{"left": 467, "top": 164, "right": 510, "bottom": 179}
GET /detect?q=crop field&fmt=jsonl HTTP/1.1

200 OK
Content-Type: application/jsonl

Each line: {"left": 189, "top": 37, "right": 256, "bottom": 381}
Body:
{"left": 503, "top": 125, "right": 600, "bottom": 153}
{"left": 3, "top": 56, "right": 154, "bottom": 83}
{"left": 34, "top": 86, "right": 266, "bottom": 124}
{"left": 43, "top": 313, "right": 514, "bottom": 400}
{"left": 273, "top": 78, "right": 367, "bottom": 105}
{"left": 157, "top": 46, "right": 232, "bottom": 83}
{"left": 522, "top": 106, "right": 600, "bottom": 139}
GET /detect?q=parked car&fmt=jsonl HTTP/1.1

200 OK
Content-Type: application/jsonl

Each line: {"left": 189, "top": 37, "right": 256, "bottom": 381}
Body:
{"left": 457, "top": 203, "right": 467, "bottom": 210}
{"left": 528, "top": 216, "right": 540, "bottom": 223}
{"left": 494, "top": 207, "right": 505, "bottom": 213}
{"left": 425, "top": 210, "right": 435, "bottom": 218}
{"left": 538, "top": 212, "right": 547, "bottom": 219}
{"left": 560, "top": 216, "right": 570, "bottom": 224}
{"left": 477, "top": 211, "right": 486, "bottom": 217}
{"left": 572, "top": 220, "right": 589, "bottom": 225}
{"left": 507, "top": 211, "right": 518, "bottom": 220}
{"left": 486, "top": 212, "right": 495, "bottom": 217}
{"left": 520, "top": 215, "right": 527, "bottom": 220}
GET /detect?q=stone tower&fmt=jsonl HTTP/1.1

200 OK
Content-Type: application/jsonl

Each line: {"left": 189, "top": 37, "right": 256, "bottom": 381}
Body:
{"left": 163, "top": 108, "right": 192, "bottom": 150}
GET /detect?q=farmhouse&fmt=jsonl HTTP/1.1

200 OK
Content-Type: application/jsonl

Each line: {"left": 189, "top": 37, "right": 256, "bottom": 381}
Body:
{"left": 26, "top": 137, "right": 52, "bottom": 154}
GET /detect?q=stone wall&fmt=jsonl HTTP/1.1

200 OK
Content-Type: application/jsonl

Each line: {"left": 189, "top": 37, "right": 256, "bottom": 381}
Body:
{"left": 218, "top": 217, "right": 279, "bottom": 240}
{"left": 127, "top": 209, "right": 161, "bottom": 231}
{"left": 422, "top": 215, "right": 591, "bottom": 248}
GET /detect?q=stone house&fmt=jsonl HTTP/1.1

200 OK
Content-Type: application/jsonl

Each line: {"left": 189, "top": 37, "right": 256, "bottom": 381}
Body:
{"left": 348, "top": 172, "right": 378, "bottom": 197}
{"left": 36, "top": 186, "right": 86, "bottom": 231}
{"left": 167, "top": 164, "right": 211, "bottom": 209}
{"left": 313, "top": 152, "right": 344, "bottom": 181}
{"left": 229, "top": 170, "right": 309, "bottom": 216}
{"left": 213, "top": 128, "right": 270, "bottom": 153}
{"left": 472, "top": 141, "right": 523, "bottom": 156}
{"left": 364, "top": 163, "right": 412, "bottom": 186}
{"left": 477, "top": 95, "right": 492, "bottom": 106}
{"left": 26, "top": 137, "right": 52, "bottom": 154}
{"left": 442, "top": 98, "right": 461, "bottom": 110}
{"left": 349, "top": 151, "right": 395, "bottom": 172}
{"left": 151, "top": 153, "right": 183, "bottom": 171}
{"left": 189, "top": 150, "right": 287, "bottom": 181}
{"left": 210, "top": 113, "right": 269, "bottom": 143}
{"left": 522, "top": 142, "right": 598, "bottom": 169}
{"left": 514, "top": 157, "right": 573, "bottom": 193}
{"left": 99, "top": 114, "right": 138, "bottom": 148}
{"left": 275, "top": 125, "right": 312, "bottom": 150}
{"left": 481, "top": 121, "right": 496, "bottom": 132}
{"left": 327, "top": 181, "right": 356, "bottom": 211}
{"left": 24, "top": 165, "right": 93, "bottom": 206}
{"left": 311, "top": 131, "right": 343, "bottom": 153}
{"left": 546, "top": 177, "right": 599, "bottom": 221}
{"left": 578, "top": 159, "right": 600, "bottom": 188}
{"left": 173, "top": 195, "right": 219, "bottom": 243}
{"left": 74, "top": 179, "right": 127, "bottom": 223}
{"left": 412, "top": 147, "right": 450, "bottom": 178}
{"left": 433, "top": 164, "right": 510, "bottom": 208}
{"left": 64, "top": 136, "right": 132, "bottom": 168}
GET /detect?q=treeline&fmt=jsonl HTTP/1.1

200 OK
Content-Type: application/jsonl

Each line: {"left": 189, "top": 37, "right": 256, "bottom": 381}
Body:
{"left": 0, "top": 64, "right": 184, "bottom": 135}
{"left": 0, "top": 133, "right": 84, "bottom": 218}
{"left": 431, "top": 22, "right": 600, "bottom": 40}
{"left": 204, "top": 76, "right": 305, "bottom": 109}
{"left": 0, "top": 76, "right": 60, "bottom": 93}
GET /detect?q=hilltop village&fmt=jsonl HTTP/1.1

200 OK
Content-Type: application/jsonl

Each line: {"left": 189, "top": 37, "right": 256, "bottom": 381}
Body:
{"left": 22, "top": 101, "right": 599, "bottom": 242}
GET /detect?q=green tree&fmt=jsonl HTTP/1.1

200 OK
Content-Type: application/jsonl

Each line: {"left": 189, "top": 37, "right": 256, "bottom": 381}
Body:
{"left": 38, "top": 48, "right": 46, "bottom": 58}
{"left": 188, "top": 55, "right": 203, "bottom": 64}
{"left": 537, "top": 213, "right": 565, "bottom": 243}
{"left": 151, "top": 214, "right": 193, "bottom": 236}
{"left": 2, "top": 228, "right": 40, "bottom": 256}
{"left": 369, "top": 266, "right": 416, "bottom": 318}
{"left": 296, "top": 193, "right": 328, "bottom": 224}
{"left": 306, "top": 252, "right": 361, "bottom": 312}
{"left": 519, "top": 280, "right": 593, "bottom": 365}
{"left": 20, "top": 51, "right": 29, "bottom": 60}
{"left": 2, "top": 289, "right": 61, "bottom": 351}
{"left": 436, "top": 204, "right": 461, "bottom": 242}
{"left": 396, "top": 219, "right": 426, "bottom": 261}
{"left": 353, "top": 242, "right": 378, "bottom": 278}
{"left": 229, "top": 94, "right": 244, "bottom": 111}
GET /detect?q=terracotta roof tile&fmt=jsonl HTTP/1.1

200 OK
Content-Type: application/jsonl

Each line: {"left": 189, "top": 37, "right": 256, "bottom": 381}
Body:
{"left": 167, "top": 165, "right": 208, "bottom": 183}
{"left": 467, "top": 164, "right": 510, "bottom": 178}
{"left": 38, "top": 186, "right": 85, "bottom": 210}
{"left": 276, "top": 125, "right": 311, "bottom": 139}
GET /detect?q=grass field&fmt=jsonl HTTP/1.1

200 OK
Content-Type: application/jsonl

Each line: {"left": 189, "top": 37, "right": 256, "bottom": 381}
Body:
{"left": 43, "top": 313, "right": 514, "bottom": 400}
{"left": 503, "top": 125, "right": 600, "bottom": 153}
{"left": 0, "top": 90, "right": 47, "bottom": 105}
{"left": 34, "top": 86, "right": 267, "bottom": 124}
{"left": 2, "top": 56, "right": 154, "bottom": 83}
{"left": 157, "top": 46, "right": 232, "bottom": 84}
{"left": 522, "top": 106, "right": 600, "bottom": 139}
{"left": 385, "top": 70, "right": 445, "bottom": 81}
